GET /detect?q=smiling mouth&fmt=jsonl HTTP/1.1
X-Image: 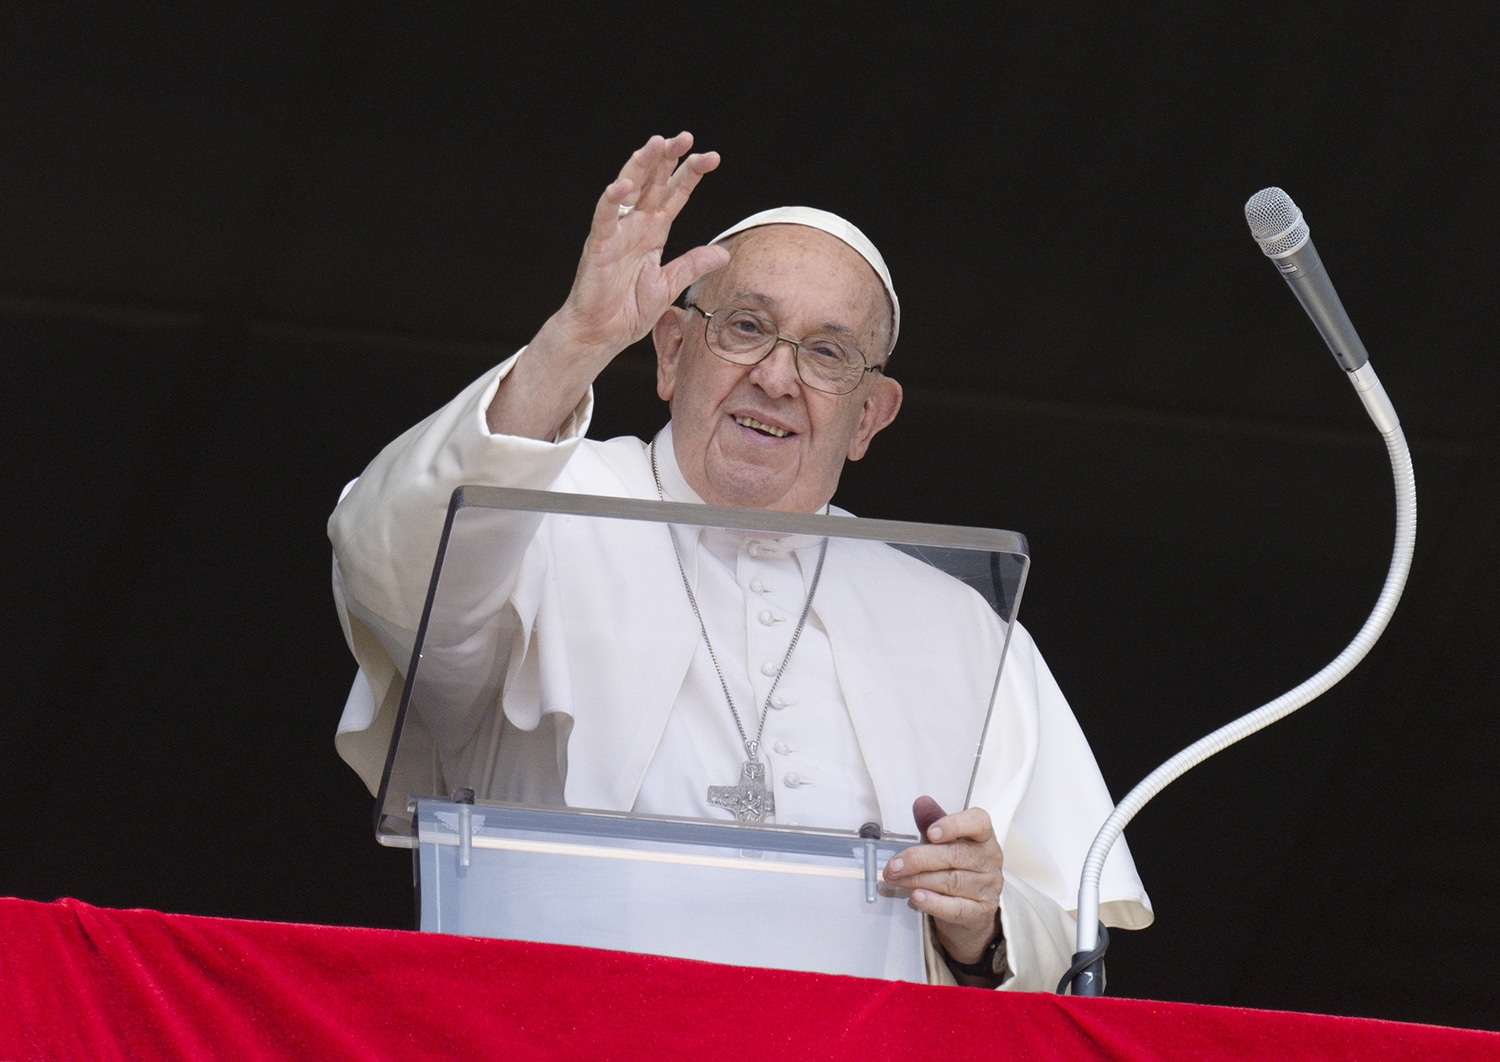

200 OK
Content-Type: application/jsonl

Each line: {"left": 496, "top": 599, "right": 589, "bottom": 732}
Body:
{"left": 735, "top": 415, "right": 791, "bottom": 438}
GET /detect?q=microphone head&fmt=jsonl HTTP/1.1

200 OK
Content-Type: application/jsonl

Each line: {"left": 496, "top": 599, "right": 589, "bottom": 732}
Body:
{"left": 1245, "top": 187, "right": 1309, "bottom": 257}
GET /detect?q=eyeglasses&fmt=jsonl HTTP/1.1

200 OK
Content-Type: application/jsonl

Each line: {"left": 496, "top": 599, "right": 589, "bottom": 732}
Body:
{"left": 684, "top": 303, "right": 884, "bottom": 396}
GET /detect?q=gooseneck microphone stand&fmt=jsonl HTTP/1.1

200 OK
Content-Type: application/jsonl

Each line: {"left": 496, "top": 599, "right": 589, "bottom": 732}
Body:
{"left": 1061, "top": 189, "right": 1417, "bottom": 996}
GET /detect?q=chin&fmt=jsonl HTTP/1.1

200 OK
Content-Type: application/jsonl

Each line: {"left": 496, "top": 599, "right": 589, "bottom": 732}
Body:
{"left": 705, "top": 469, "right": 794, "bottom": 510}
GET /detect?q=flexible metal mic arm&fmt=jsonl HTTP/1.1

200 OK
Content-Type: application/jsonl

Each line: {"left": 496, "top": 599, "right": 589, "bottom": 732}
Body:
{"left": 1061, "top": 191, "right": 1417, "bottom": 996}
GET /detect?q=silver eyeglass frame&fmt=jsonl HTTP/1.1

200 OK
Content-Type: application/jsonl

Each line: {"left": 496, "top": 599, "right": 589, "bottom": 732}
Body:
{"left": 683, "top": 302, "right": 886, "bottom": 396}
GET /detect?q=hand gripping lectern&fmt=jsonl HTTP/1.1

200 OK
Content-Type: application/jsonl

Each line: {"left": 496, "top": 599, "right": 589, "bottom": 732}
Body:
{"left": 374, "top": 486, "right": 1030, "bottom": 981}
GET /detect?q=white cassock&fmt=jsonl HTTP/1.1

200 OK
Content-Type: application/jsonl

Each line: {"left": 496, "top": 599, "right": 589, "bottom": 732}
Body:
{"left": 329, "top": 351, "right": 1153, "bottom": 990}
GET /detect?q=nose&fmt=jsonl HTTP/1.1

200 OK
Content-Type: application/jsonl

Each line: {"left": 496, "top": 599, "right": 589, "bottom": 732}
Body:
{"left": 748, "top": 338, "right": 802, "bottom": 397}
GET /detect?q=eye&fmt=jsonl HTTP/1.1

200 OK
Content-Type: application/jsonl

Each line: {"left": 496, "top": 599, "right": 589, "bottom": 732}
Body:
{"left": 727, "top": 313, "right": 773, "bottom": 338}
{"left": 804, "top": 339, "right": 851, "bottom": 364}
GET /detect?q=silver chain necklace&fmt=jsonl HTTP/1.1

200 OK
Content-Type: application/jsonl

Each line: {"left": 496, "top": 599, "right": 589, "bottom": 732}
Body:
{"left": 650, "top": 434, "right": 828, "bottom": 823}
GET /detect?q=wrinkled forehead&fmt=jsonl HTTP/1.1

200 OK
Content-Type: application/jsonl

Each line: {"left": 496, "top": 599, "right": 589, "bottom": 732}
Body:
{"left": 711, "top": 206, "right": 900, "bottom": 352}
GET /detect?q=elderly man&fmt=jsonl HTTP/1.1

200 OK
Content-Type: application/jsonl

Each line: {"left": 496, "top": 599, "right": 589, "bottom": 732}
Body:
{"left": 330, "top": 133, "right": 1150, "bottom": 989}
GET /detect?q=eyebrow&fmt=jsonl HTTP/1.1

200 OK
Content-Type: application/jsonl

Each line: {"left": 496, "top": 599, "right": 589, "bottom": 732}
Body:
{"left": 727, "top": 289, "right": 861, "bottom": 342}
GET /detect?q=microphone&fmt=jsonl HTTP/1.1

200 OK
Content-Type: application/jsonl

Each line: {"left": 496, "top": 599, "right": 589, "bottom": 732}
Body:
{"left": 1243, "top": 187, "right": 1369, "bottom": 372}
{"left": 1066, "top": 188, "right": 1416, "bottom": 998}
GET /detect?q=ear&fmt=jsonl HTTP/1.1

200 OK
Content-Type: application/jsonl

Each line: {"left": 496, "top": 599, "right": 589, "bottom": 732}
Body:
{"left": 653, "top": 307, "right": 687, "bottom": 402}
{"left": 846, "top": 375, "right": 903, "bottom": 461}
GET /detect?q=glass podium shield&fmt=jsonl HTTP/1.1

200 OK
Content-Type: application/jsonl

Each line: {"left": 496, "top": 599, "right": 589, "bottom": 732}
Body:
{"left": 375, "top": 485, "right": 1029, "bottom": 981}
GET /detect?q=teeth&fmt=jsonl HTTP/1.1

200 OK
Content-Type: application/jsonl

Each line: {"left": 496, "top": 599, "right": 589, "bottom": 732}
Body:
{"left": 735, "top": 416, "right": 788, "bottom": 437}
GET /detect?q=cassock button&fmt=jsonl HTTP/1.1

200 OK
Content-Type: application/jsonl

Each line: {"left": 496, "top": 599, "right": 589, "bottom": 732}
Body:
{"left": 770, "top": 694, "right": 790, "bottom": 709}
{"left": 773, "top": 741, "right": 793, "bottom": 755}
{"left": 758, "top": 609, "right": 776, "bottom": 626}
{"left": 784, "top": 772, "right": 803, "bottom": 787}
{"left": 747, "top": 541, "right": 764, "bottom": 557}
{"left": 760, "top": 660, "right": 779, "bottom": 676}
{"left": 750, "top": 578, "right": 768, "bottom": 593}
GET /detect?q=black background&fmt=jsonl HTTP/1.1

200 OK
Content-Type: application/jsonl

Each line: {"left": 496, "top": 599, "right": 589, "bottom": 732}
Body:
{"left": 5, "top": 2, "right": 1498, "bottom": 1030}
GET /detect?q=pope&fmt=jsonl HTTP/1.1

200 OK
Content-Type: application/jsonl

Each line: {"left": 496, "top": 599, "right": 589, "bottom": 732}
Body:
{"left": 328, "top": 132, "right": 1151, "bottom": 988}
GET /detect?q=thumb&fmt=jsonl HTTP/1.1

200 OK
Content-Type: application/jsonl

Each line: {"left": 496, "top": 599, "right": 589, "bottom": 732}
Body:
{"left": 913, "top": 795, "right": 947, "bottom": 841}
{"left": 661, "top": 243, "right": 732, "bottom": 303}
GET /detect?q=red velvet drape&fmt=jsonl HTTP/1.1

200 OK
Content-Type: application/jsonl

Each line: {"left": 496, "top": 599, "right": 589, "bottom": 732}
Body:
{"left": 2, "top": 898, "right": 1494, "bottom": 1060}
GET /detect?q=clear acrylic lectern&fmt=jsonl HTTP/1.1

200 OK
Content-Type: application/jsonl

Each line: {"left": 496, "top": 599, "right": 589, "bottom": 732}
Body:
{"left": 376, "top": 485, "right": 1029, "bottom": 981}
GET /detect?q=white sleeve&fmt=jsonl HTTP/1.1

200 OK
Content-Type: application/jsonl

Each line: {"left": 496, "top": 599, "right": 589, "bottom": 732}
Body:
{"left": 328, "top": 349, "right": 592, "bottom": 793}
{"left": 994, "top": 875, "right": 1080, "bottom": 991}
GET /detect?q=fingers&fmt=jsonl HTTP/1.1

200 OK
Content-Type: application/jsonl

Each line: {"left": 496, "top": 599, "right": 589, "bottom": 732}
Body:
{"left": 656, "top": 148, "right": 721, "bottom": 217}
{"left": 886, "top": 841, "right": 1003, "bottom": 946}
{"left": 586, "top": 135, "right": 719, "bottom": 259}
{"left": 612, "top": 133, "right": 718, "bottom": 216}
{"left": 923, "top": 806, "right": 997, "bottom": 846}
{"left": 562, "top": 134, "right": 721, "bottom": 353}
{"left": 911, "top": 797, "right": 997, "bottom": 846}
{"left": 884, "top": 803, "right": 1003, "bottom": 905}
{"left": 907, "top": 886, "right": 998, "bottom": 936}
{"left": 659, "top": 243, "right": 732, "bottom": 303}
{"left": 912, "top": 795, "right": 946, "bottom": 837}
{"left": 884, "top": 839, "right": 1001, "bottom": 884}
{"left": 896, "top": 858, "right": 1001, "bottom": 951}
{"left": 899, "top": 869, "right": 1002, "bottom": 909}
{"left": 591, "top": 177, "right": 636, "bottom": 231}
{"left": 613, "top": 133, "right": 671, "bottom": 199}
{"left": 889, "top": 798, "right": 1005, "bottom": 952}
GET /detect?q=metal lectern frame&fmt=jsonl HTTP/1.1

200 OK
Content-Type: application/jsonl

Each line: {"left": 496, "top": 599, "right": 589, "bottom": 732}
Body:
{"left": 376, "top": 486, "right": 1030, "bottom": 980}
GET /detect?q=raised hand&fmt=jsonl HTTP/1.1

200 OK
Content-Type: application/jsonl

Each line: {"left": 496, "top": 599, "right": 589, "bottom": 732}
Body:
{"left": 488, "top": 133, "right": 730, "bottom": 440}
{"left": 884, "top": 796, "right": 1006, "bottom": 969}
{"left": 557, "top": 132, "right": 730, "bottom": 356}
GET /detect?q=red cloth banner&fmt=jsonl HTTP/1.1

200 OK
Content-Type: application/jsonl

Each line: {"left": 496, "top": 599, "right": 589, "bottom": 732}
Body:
{"left": 2, "top": 897, "right": 1495, "bottom": 1060}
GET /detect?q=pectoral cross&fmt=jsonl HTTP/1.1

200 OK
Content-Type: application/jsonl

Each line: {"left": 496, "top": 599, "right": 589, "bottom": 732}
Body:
{"left": 708, "top": 759, "right": 775, "bottom": 823}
